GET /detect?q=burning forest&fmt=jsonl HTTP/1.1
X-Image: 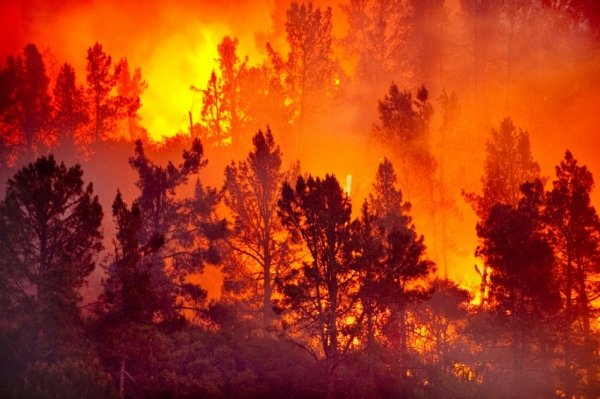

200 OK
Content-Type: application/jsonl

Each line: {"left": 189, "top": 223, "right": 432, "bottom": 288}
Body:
{"left": 1, "top": 0, "right": 600, "bottom": 398}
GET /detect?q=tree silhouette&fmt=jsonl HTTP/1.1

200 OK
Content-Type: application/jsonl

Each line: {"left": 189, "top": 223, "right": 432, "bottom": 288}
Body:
{"left": 223, "top": 128, "right": 295, "bottom": 334}
{"left": 476, "top": 180, "right": 560, "bottom": 398}
{"left": 271, "top": 1, "right": 339, "bottom": 133}
{"left": 115, "top": 58, "right": 147, "bottom": 141}
{"left": 52, "top": 63, "right": 88, "bottom": 162}
{"left": 277, "top": 174, "right": 357, "bottom": 399}
{"left": 86, "top": 42, "right": 119, "bottom": 143}
{"left": 95, "top": 192, "right": 163, "bottom": 396}
{"left": 362, "top": 159, "right": 435, "bottom": 364}
{"left": 0, "top": 156, "right": 103, "bottom": 374}
{"left": 545, "top": 150, "right": 600, "bottom": 397}
{"left": 341, "top": 0, "right": 409, "bottom": 91}
{"left": 465, "top": 117, "right": 540, "bottom": 307}
{"left": 373, "top": 83, "right": 435, "bottom": 200}
{"left": 0, "top": 44, "right": 52, "bottom": 164}
{"left": 129, "top": 138, "right": 222, "bottom": 322}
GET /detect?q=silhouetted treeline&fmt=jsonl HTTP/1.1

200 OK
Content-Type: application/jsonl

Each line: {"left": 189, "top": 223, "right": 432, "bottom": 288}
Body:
{"left": 1, "top": 125, "right": 598, "bottom": 398}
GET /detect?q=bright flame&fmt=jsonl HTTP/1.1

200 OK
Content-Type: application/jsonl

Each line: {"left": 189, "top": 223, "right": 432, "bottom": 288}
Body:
{"left": 139, "top": 24, "right": 225, "bottom": 141}
{"left": 345, "top": 174, "right": 352, "bottom": 196}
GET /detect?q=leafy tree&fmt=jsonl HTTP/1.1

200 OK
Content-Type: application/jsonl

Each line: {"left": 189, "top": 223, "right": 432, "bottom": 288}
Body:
{"left": 95, "top": 192, "right": 163, "bottom": 396}
{"left": 129, "top": 138, "right": 223, "bottom": 322}
{"left": 223, "top": 128, "right": 295, "bottom": 333}
{"left": 341, "top": 0, "right": 409, "bottom": 91}
{"left": 373, "top": 83, "right": 435, "bottom": 200}
{"left": 86, "top": 42, "right": 119, "bottom": 143}
{"left": 476, "top": 179, "right": 560, "bottom": 398}
{"left": 359, "top": 159, "right": 435, "bottom": 364}
{"left": 545, "top": 150, "right": 600, "bottom": 397}
{"left": 0, "top": 156, "right": 103, "bottom": 388}
{"left": 0, "top": 44, "right": 52, "bottom": 164}
{"left": 52, "top": 62, "right": 89, "bottom": 162}
{"left": 277, "top": 174, "right": 357, "bottom": 399}
{"left": 115, "top": 58, "right": 147, "bottom": 141}
{"left": 465, "top": 117, "right": 540, "bottom": 307}
{"left": 271, "top": 1, "right": 339, "bottom": 132}
{"left": 200, "top": 70, "right": 228, "bottom": 147}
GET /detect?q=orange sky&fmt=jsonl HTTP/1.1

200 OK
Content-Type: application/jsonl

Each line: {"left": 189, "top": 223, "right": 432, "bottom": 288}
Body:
{"left": 2, "top": 0, "right": 600, "bottom": 301}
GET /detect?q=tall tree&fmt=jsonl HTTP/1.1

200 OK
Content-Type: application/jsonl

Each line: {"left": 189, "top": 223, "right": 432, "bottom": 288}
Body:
{"left": 129, "top": 138, "right": 223, "bottom": 322}
{"left": 52, "top": 63, "right": 88, "bottom": 162}
{"left": 95, "top": 192, "right": 162, "bottom": 397}
{"left": 476, "top": 180, "right": 560, "bottom": 398}
{"left": 86, "top": 42, "right": 118, "bottom": 143}
{"left": 0, "top": 44, "right": 52, "bottom": 163}
{"left": 223, "top": 128, "right": 295, "bottom": 333}
{"left": 341, "top": 0, "right": 409, "bottom": 92}
{"left": 465, "top": 117, "right": 540, "bottom": 307}
{"left": 545, "top": 150, "right": 600, "bottom": 397}
{"left": 274, "top": 1, "right": 339, "bottom": 132}
{"left": 373, "top": 83, "right": 435, "bottom": 201}
{"left": 362, "top": 159, "right": 435, "bottom": 362}
{"left": 115, "top": 58, "right": 147, "bottom": 141}
{"left": 0, "top": 156, "right": 103, "bottom": 372}
{"left": 0, "top": 55, "right": 23, "bottom": 169}
{"left": 199, "top": 36, "right": 249, "bottom": 152}
{"left": 405, "top": 0, "right": 448, "bottom": 90}
{"left": 277, "top": 174, "right": 357, "bottom": 399}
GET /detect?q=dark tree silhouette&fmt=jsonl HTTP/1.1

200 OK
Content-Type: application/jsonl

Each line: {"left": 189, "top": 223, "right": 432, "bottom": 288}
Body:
{"left": 0, "top": 44, "right": 52, "bottom": 164}
{"left": 86, "top": 42, "right": 119, "bottom": 143}
{"left": 52, "top": 63, "right": 88, "bottom": 162}
{"left": 545, "top": 150, "right": 600, "bottom": 397}
{"left": 465, "top": 117, "right": 540, "bottom": 307}
{"left": 477, "top": 180, "right": 560, "bottom": 398}
{"left": 223, "top": 128, "right": 295, "bottom": 333}
{"left": 277, "top": 174, "right": 357, "bottom": 399}
{"left": 0, "top": 156, "right": 103, "bottom": 382}
{"left": 129, "top": 138, "right": 222, "bottom": 322}
{"left": 360, "top": 159, "right": 435, "bottom": 364}
{"left": 95, "top": 192, "right": 162, "bottom": 396}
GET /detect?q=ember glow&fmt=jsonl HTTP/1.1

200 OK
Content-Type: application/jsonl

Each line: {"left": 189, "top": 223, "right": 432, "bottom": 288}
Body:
{"left": 1, "top": 1, "right": 599, "bottom": 398}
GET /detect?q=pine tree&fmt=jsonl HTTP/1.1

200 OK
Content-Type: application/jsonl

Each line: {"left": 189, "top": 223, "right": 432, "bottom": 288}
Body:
{"left": 476, "top": 179, "right": 560, "bottom": 398}
{"left": 373, "top": 83, "right": 435, "bottom": 200}
{"left": 128, "top": 138, "right": 223, "bottom": 322}
{"left": 277, "top": 174, "right": 357, "bottom": 399}
{"left": 545, "top": 150, "right": 600, "bottom": 397}
{"left": 223, "top": 128, "right": 295, "bottom": 334}
{"left": 0, "top": 156, "right": 103, "bottom": 377}
{"left": 115, "top": 58, "right": 147, "bottom": 141}
{"left": 52, "top": 63, "right": 88, "bottom": 162}
{"left": 465, "top": 117, "right": 541, "bottom": 307}
{"left": 86, "top": 42, "right": 118, "bottom": 143}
